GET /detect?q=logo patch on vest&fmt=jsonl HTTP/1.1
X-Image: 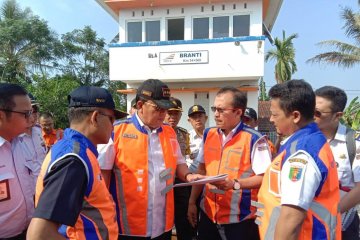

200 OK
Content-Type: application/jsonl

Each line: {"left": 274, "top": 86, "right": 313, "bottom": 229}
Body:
{"left": 122, "top": 133, "right": 138, "bottom": 139}
{"left": 289, "top": 165, "right": 303, "bottom": 182}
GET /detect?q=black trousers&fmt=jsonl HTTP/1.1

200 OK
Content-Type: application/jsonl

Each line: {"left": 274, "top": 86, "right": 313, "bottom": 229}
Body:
{"left": 174, "top": 178, "right": 196, "bottom": 240}
{"left": 342, "top": 213, "right": 360, "bottom": 240}
{"left": 198, "top": 210, "right": 260, "bottom": 240}
{"left": 118, "top": 231, "right": 171, "bottom": 240}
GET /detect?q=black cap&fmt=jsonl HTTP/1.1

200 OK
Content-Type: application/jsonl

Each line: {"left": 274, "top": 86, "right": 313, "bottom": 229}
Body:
{"left": 131, "top": 98, "right": 137, "bottom": 108}
{"left": 28, "top": 93, "right": 39, "bottom": 106}
{"left": 244, "top": 107, "right": 257, "bottom": 120}
{"left": 188, "top": 105, "right": 206, "bottom": 116}
{"left": 168, "top": 97, "right": 182, "bottom": 112}
{"left": 68, "top": 86, "right": 128, "bottom": 119}
{"left": 136, "top": 79, "right": 173, "bottom": 109}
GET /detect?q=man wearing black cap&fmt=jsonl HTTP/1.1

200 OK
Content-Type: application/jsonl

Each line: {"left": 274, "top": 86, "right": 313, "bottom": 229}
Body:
{"left": 187, "top": 105, "right": 208, "bottom": 170}
{"left": 99, "top": 79, "right": 203, "bottom": 240}
{"left": 27, "top": 86, "right": 126, "bottom": 239}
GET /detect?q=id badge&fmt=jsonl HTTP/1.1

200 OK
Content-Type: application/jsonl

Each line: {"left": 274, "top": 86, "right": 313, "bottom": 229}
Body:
{"left": 0, "top": 179, "right": 10, "bottom": 202}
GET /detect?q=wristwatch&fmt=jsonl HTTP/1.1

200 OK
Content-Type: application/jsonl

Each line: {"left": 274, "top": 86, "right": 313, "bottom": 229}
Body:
{"left": 233, "top": 179, "right": 241, "bottom": 190}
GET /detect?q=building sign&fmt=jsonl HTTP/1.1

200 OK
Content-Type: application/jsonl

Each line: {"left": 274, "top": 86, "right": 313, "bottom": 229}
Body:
{"left": 159, "top": 51, "right": 209, "bottom": 65}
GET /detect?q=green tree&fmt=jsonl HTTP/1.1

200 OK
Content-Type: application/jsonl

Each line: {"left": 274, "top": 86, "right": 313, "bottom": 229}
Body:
{"left": 307, "top": 8, "right": 360, "bottom": 68}
{"left": 341, "top": 97, "right": 360, "bottom": 130}
{"left": 259, "top": 77, "right": 269, "bottom": 101}
{"left": 27, "top": 74, "right": 80, "bottom": 129}
{"left": 57, "top": 26, "right": 110, "bottom": 87}
{"left": 265, "top": 30, "right": 298, "bottom": 83}
{"left": 56, "top": 25, "right": 126, "bottom": 110}
{"left": 0, "top": 0, "right": 58, "bottom": 84}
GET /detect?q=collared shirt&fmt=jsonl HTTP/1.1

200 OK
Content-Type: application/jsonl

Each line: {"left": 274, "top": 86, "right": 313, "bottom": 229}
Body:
{"left": 278, "top": 132, "right": 323, "bottom": 210}
{"left": 198, "top": 122, "right": 272, "bottom": 175}
{"left": 187, "top": 129, "right": 203, "bottom": 171}
{"left": 329, "top": 123, "right": 360, "bottom": 188}
{"left": 0, "top": 136, "right": 29, "bottom": 238}
{"left": 12, "top": 126, "right": 47, "bottom": 188}
{"left": 98, "top": 113, "right": 185, "bottom": 238}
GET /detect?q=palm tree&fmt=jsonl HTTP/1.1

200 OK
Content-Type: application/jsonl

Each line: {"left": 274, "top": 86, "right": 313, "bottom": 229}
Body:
{"left": 265, "top": 30, "right": 298, "bottom": 83}
{"left": 0, "top": 0, "right": 57, "bottom": 84}
{"left": 307, "top": 7, "right": 360, "bottom": 68}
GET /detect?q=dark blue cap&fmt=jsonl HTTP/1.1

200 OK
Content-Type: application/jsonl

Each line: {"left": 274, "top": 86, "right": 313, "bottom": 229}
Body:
{"left": 68, "top": 86, "right": 128, "bottom": 119}
{"left": 188, "top": 105, "right": 206, "bottom": 116}
{"left": 244, "top": 107, "right": 257, "bottom": 120}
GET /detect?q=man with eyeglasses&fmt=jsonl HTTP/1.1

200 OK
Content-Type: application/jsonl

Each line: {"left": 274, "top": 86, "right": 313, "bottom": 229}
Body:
{"left": 314, "top": 86, "right": 360, "bottom": 240}
{"left": 27, "top": 86, "right": 127, "bottom": 239}
{"left": 255, "top": 80, "right": 340, "bottom": 240}
{"left": 0, "top": 83, "right": 33, "bottom": 240}
{"left": 98, "top": 79, "right": 204, "bottom": 240}
{"left": 187, "top": 86, "right": 272, "bottom": 240}
{"left": 39, "top": 112, "right": 64, "bottom": 150}
{"left": 11, "top": 93, "right": 47, "bottom": 223}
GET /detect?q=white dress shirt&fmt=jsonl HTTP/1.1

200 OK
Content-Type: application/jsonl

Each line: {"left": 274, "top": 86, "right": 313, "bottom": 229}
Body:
{"left": 329, "top": 123, "right": 360, "bottom": 187}
{"left": 98, "top": 113, "right": 185, "bottom": 238}
{"left": 198, "top": 122, "right": 272, "bottom": 175}
{"left": 0, "top": 136, "right": 29, "bottom": 238}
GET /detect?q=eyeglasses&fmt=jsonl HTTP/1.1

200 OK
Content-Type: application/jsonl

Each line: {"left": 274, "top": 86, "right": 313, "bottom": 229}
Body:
{"left": 314, "top": 110, "right": 334, "bottom": 118}
{"left": 210, "top": 106, "right": 236, "bottom": 114}
{"left": 144, "top": 101, "right": 166, "bottom": 112}
{"left": 0, "top": 109, "right": 33, "bottom": 119}
{"left": 98, "top": 112, "right": 115, "bottom": 124}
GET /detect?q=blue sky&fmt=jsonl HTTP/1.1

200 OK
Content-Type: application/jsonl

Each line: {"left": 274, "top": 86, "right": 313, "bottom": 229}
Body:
{"left": 16, "top": 0, "right": 360, "bottom": 102}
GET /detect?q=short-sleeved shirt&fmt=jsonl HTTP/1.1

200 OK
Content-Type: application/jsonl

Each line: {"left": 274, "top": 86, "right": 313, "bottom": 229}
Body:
{"left": 198, "top": 122, "right": 272, "bottom": 175}
{"left": 98, "top": 113, "right": 185, "bottom": 238}
{"left": 0, "top": 136, "right": 30, "bottom": 238}
{"left": 33, "top": 156, "right": 87, "bottom": 226}
{"left": 12, "top": 126, "right": 47, "bottom": 189}
{"left": 329, "top": 123, "right": 360, "bottom": 188}
{"left": 280, "top": 150, "right": 322, "bottom": 210}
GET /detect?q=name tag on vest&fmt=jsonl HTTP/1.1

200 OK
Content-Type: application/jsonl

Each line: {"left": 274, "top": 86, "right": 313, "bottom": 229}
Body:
{"left": 122, "top": 133, "right": 138, "bottom": 139}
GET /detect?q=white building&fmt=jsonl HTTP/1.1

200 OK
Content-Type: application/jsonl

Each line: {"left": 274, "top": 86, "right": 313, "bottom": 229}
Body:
{"left": 96, "top": 0, "right": 282, "bottom": 130}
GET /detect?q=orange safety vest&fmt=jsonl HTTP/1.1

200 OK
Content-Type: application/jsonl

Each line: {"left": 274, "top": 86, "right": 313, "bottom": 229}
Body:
{"left": 201, "top": 123, "right": 265, "bottom": 224}
{"left": 111, "top": 116, "right": 177, "bottom": 237}
{"left": 42, "top": 128, "right": 63, "bottom": 148}
{"left": 36, "top": 129, "right": 118, "bottom": 240}
{"left": 255, "top": 123, "right": 341, "bottom": 240}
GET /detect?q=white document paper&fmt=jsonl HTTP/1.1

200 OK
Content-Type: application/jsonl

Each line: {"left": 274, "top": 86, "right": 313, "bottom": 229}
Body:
{"left": 173, "top": 174, "right": 228, "bottom": 188}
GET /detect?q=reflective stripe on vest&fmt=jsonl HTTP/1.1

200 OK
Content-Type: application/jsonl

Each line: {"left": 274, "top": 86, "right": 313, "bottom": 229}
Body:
{"left": 256, "top": 123, "right": 341, "bottom": 240}
{"left": 202, "top": 126, "right": 260, "bottom": 224}
{"left": 36, "top": 129, "right": 118, "bottom": 239}
{"left": 112, "top": 119, "right": 176, "bottom": 237}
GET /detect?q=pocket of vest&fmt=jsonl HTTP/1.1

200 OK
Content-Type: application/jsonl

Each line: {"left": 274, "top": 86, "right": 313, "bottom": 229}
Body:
{"left": 224, "top": 149, "right": 242, "bottom": 172}
{"left": 269, "top": 168, "right": 280, "bottom": 196}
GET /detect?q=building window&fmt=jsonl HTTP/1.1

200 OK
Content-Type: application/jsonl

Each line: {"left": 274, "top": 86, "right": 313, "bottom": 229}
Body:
{"left": 213, "top": 16, "right": 229, "bottom": 38}
{"left": 193, "top": 17, "right": 209, "bottom": 39}
{"left": 233, "top": 15, "right": 250, "bottom": 36}
{"left": 167, "top": 18, "right": 184, "bottom": 40}
{"left": 146, "top": 20, "right": 160, "bottom": 41}
{"left": 127, "top": 21, "right": 142, "bottom": 42}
